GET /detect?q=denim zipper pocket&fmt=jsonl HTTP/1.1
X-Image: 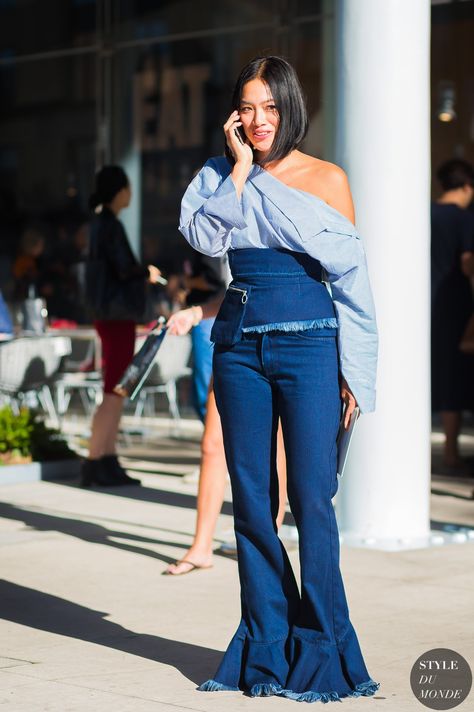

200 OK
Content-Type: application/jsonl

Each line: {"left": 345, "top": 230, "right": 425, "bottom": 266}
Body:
{"left": 210, "top": 283, "right": 251, "bottom": 346}
{"left": 228, "top": 285, "right": 248, "bottom": 304}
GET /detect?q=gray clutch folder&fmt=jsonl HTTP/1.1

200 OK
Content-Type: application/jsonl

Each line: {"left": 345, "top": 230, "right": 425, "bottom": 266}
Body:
{"left": 113, "top": 318, "right": 167, "bottom": 400}
{"left": 336, "top": 405, "right": 360, "bottom": 477}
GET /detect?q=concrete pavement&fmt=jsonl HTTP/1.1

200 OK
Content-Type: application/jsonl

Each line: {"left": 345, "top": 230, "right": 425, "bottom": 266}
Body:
{"left": 0, "top": 426, "right": 473, "bottom": 712}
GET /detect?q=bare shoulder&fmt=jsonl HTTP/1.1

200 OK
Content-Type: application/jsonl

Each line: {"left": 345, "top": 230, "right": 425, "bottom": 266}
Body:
{"left": 297, "top": 154, "right": 355, "bottom": 222}
{"left": 299, "top": 155, "right": 349, "bottom": 195}
{"left": 318, "top": 160, "right": 349, "bottom": 185}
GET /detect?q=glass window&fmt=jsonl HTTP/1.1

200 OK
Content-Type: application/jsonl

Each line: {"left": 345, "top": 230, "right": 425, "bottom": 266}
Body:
{"left": 0, "top": 1, "right": 324, "bottom": 321}
{"left": 115, "top": 0, "right": 278, "bottom": 40}
{"left": 0, "top": 0, "right": 96, "bottom": 56}
{"left": 0, "top": 54, "right": 96, "bottom": 314}
{"left": 295, "top": 0, "right": 322, "bottom": 17}
{"left": 431, "top": 0, "right": 474, "bottom": 192}
{"left": 112, "top": 22, "right": 323, "bottom": 271}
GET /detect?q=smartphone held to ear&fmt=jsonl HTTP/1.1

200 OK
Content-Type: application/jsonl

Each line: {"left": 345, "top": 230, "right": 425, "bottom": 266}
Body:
{"left": 234, "top": 126, "right": 245, "bottom": 145}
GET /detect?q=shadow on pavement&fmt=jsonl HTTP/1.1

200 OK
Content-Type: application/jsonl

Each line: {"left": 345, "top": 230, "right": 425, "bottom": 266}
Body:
{"left": 116, "top": 435, "right": 202, "bottom": 467}
{"left": 0, "top": 502, "right": 191, "bottom": 566}
{"left": 0, "top": 579, "right": 222, "bottom": 685}
{"left": 58, "top": 481, "right": 235, "bottom": 517}
{"left": 430, "top": 483, "right": 474, "bottom": 501}
{"left": 430, "top": 488, "right": 474, "bottom": 501}
{"left": 119, "top": 452, "right": 201, "bottom": 467}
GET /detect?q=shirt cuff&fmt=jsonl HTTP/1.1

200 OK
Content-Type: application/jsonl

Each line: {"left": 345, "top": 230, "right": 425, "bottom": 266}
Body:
{"left": 343, "top": 378, "right": 376, "bottom": 414}
{"left": 202, "top": 175, "right": 247, "bottom": 230}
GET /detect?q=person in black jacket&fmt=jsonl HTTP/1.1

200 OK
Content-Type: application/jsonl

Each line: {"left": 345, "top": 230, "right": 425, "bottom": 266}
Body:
{"left": 82, "top": 165, "right": 162, "bottom": 487}
{"left": 431, "top": 159, "right": 474, "bottom": 474}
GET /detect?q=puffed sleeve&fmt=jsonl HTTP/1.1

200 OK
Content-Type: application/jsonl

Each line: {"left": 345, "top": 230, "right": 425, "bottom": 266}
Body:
{"left": 179, "top": 157, "right": 248, "bottom": 257}
{"left": 295, "top": 216, "right": 378, "bottom": 414}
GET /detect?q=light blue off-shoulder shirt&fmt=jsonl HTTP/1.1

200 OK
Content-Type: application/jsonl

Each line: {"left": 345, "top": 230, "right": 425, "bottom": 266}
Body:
{"left": 179, "top": 156, "right": 378, "bottom": 413}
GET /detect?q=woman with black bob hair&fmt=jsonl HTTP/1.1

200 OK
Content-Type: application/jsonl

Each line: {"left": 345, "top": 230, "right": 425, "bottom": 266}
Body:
{"left": 223, "top": 54, "right": 308, "bottom": 166}
{"left": 82, "top": 165, "right": 162, "bottom": 487}
{"left": 179, "top": 56, "right": 379, "bottom": 702}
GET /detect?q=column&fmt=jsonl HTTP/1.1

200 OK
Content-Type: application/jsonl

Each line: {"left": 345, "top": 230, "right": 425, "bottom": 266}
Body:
{"left": 334, "top": 0, "right": 432, "bottom": 549}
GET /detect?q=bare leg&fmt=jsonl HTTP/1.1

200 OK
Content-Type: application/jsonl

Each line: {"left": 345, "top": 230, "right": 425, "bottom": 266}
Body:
{"left": 165, "top": 389, "right": 289, "bottom": 575}
{"left": 276, "top": 422, "right": 287, "bottom": 529}
{"left": 441, "top": 411, "right": 462, "bottom": 466}
{"left": 89, "top": 393, "right": 124, "bottom": 459}
{"left": 165, "top": 385, "right": 227, "bottom": 574}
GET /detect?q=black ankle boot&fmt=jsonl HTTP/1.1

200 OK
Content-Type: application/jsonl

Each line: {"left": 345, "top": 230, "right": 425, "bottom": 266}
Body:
{"left": 80, "top": 458, "right": 120, "bottom": 488}
{"left": 101, "top": 455, "right": 142, "bottom": 486}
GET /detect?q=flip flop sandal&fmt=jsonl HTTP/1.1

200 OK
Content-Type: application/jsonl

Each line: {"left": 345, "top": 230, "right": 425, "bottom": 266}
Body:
{"left": 162, "top": 559, "right": 213, "bottom": 576}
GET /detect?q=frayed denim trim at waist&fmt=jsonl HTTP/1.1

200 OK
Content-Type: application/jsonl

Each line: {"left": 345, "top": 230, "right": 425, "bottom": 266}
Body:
{"left": 241, "top": 318, "right": 338, "bottom": 334}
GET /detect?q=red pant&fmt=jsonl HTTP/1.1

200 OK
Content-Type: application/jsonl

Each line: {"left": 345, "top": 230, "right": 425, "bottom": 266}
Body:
{"left": 94, "top": 320, "right": 135, "bottom": 394}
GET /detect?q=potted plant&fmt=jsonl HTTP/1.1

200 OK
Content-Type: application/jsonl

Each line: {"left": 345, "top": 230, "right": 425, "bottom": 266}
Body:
{"left": 0, "top": 406, "right": 80, "bottom": 484}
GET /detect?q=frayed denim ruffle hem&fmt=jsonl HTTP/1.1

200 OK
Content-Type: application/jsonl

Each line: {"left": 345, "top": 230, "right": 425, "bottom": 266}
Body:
{"left": 198, "top": 620, "right": 379, "bottom": 703}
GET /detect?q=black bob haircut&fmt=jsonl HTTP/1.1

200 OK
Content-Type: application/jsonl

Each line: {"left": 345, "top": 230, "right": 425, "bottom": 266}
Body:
{"left": 224, "top": 55, "right": 308, "bottom": 166}
{"left": 437, "top": 159, "right": 474, "bottom": 192}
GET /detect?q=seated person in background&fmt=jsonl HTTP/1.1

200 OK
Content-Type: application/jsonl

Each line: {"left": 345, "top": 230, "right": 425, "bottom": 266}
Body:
{"left": 12, "top": 227, "right": 45, "bottom": 300}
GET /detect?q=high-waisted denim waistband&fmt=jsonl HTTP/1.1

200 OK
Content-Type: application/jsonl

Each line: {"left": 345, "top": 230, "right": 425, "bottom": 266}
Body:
{"left": 228, "top": 248, "right": 323, "bottom": 283}
{"left": 210, "top": 248, "right": 337, "bottom": 345}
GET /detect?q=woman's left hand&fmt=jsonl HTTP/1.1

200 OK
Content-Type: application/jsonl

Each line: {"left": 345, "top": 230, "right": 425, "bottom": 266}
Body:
{"left": 341, "top": 378, "right": 358, "bottom": 429}
{"left": 147, "top": 265, "right": 162, "bottom": 284}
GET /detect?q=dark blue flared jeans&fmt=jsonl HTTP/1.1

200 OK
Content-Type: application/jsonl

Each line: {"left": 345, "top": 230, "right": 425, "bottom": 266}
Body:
{"left": 202, "top": 329, "right": 379, "bottom": 702}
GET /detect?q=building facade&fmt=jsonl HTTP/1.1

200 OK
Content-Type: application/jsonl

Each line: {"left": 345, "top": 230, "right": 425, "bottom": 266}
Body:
{"left": 1, "top": 0, "right": 472, "bottom": 270}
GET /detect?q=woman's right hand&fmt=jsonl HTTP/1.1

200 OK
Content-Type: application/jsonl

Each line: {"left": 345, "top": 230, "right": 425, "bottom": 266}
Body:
{"left": 225, "top": 111, "right": 253, "bottom": 198}
{"left": 166, "top": 306, "right": 202, "bottom": 336}
{"left": 224, "top": 111, "right": 253, "bottom": 167}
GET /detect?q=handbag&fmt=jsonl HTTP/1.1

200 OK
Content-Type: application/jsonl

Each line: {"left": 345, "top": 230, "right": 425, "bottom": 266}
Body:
{"left": 113, "top": 318, "right": 167, "bottom": 399}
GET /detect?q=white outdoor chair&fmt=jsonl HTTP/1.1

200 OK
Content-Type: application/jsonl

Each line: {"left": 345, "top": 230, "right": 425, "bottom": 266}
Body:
{"left": 132, "top": 332, "right": 192, "bottom": 426}
{"left": 55, "top": 371, "right": 103, "bottom": 417}
{"left": 0, "top": 335, "right": 71, "bottom": 423}
{"left": 53, "top": 331, "right": 102, "bottom": 418}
